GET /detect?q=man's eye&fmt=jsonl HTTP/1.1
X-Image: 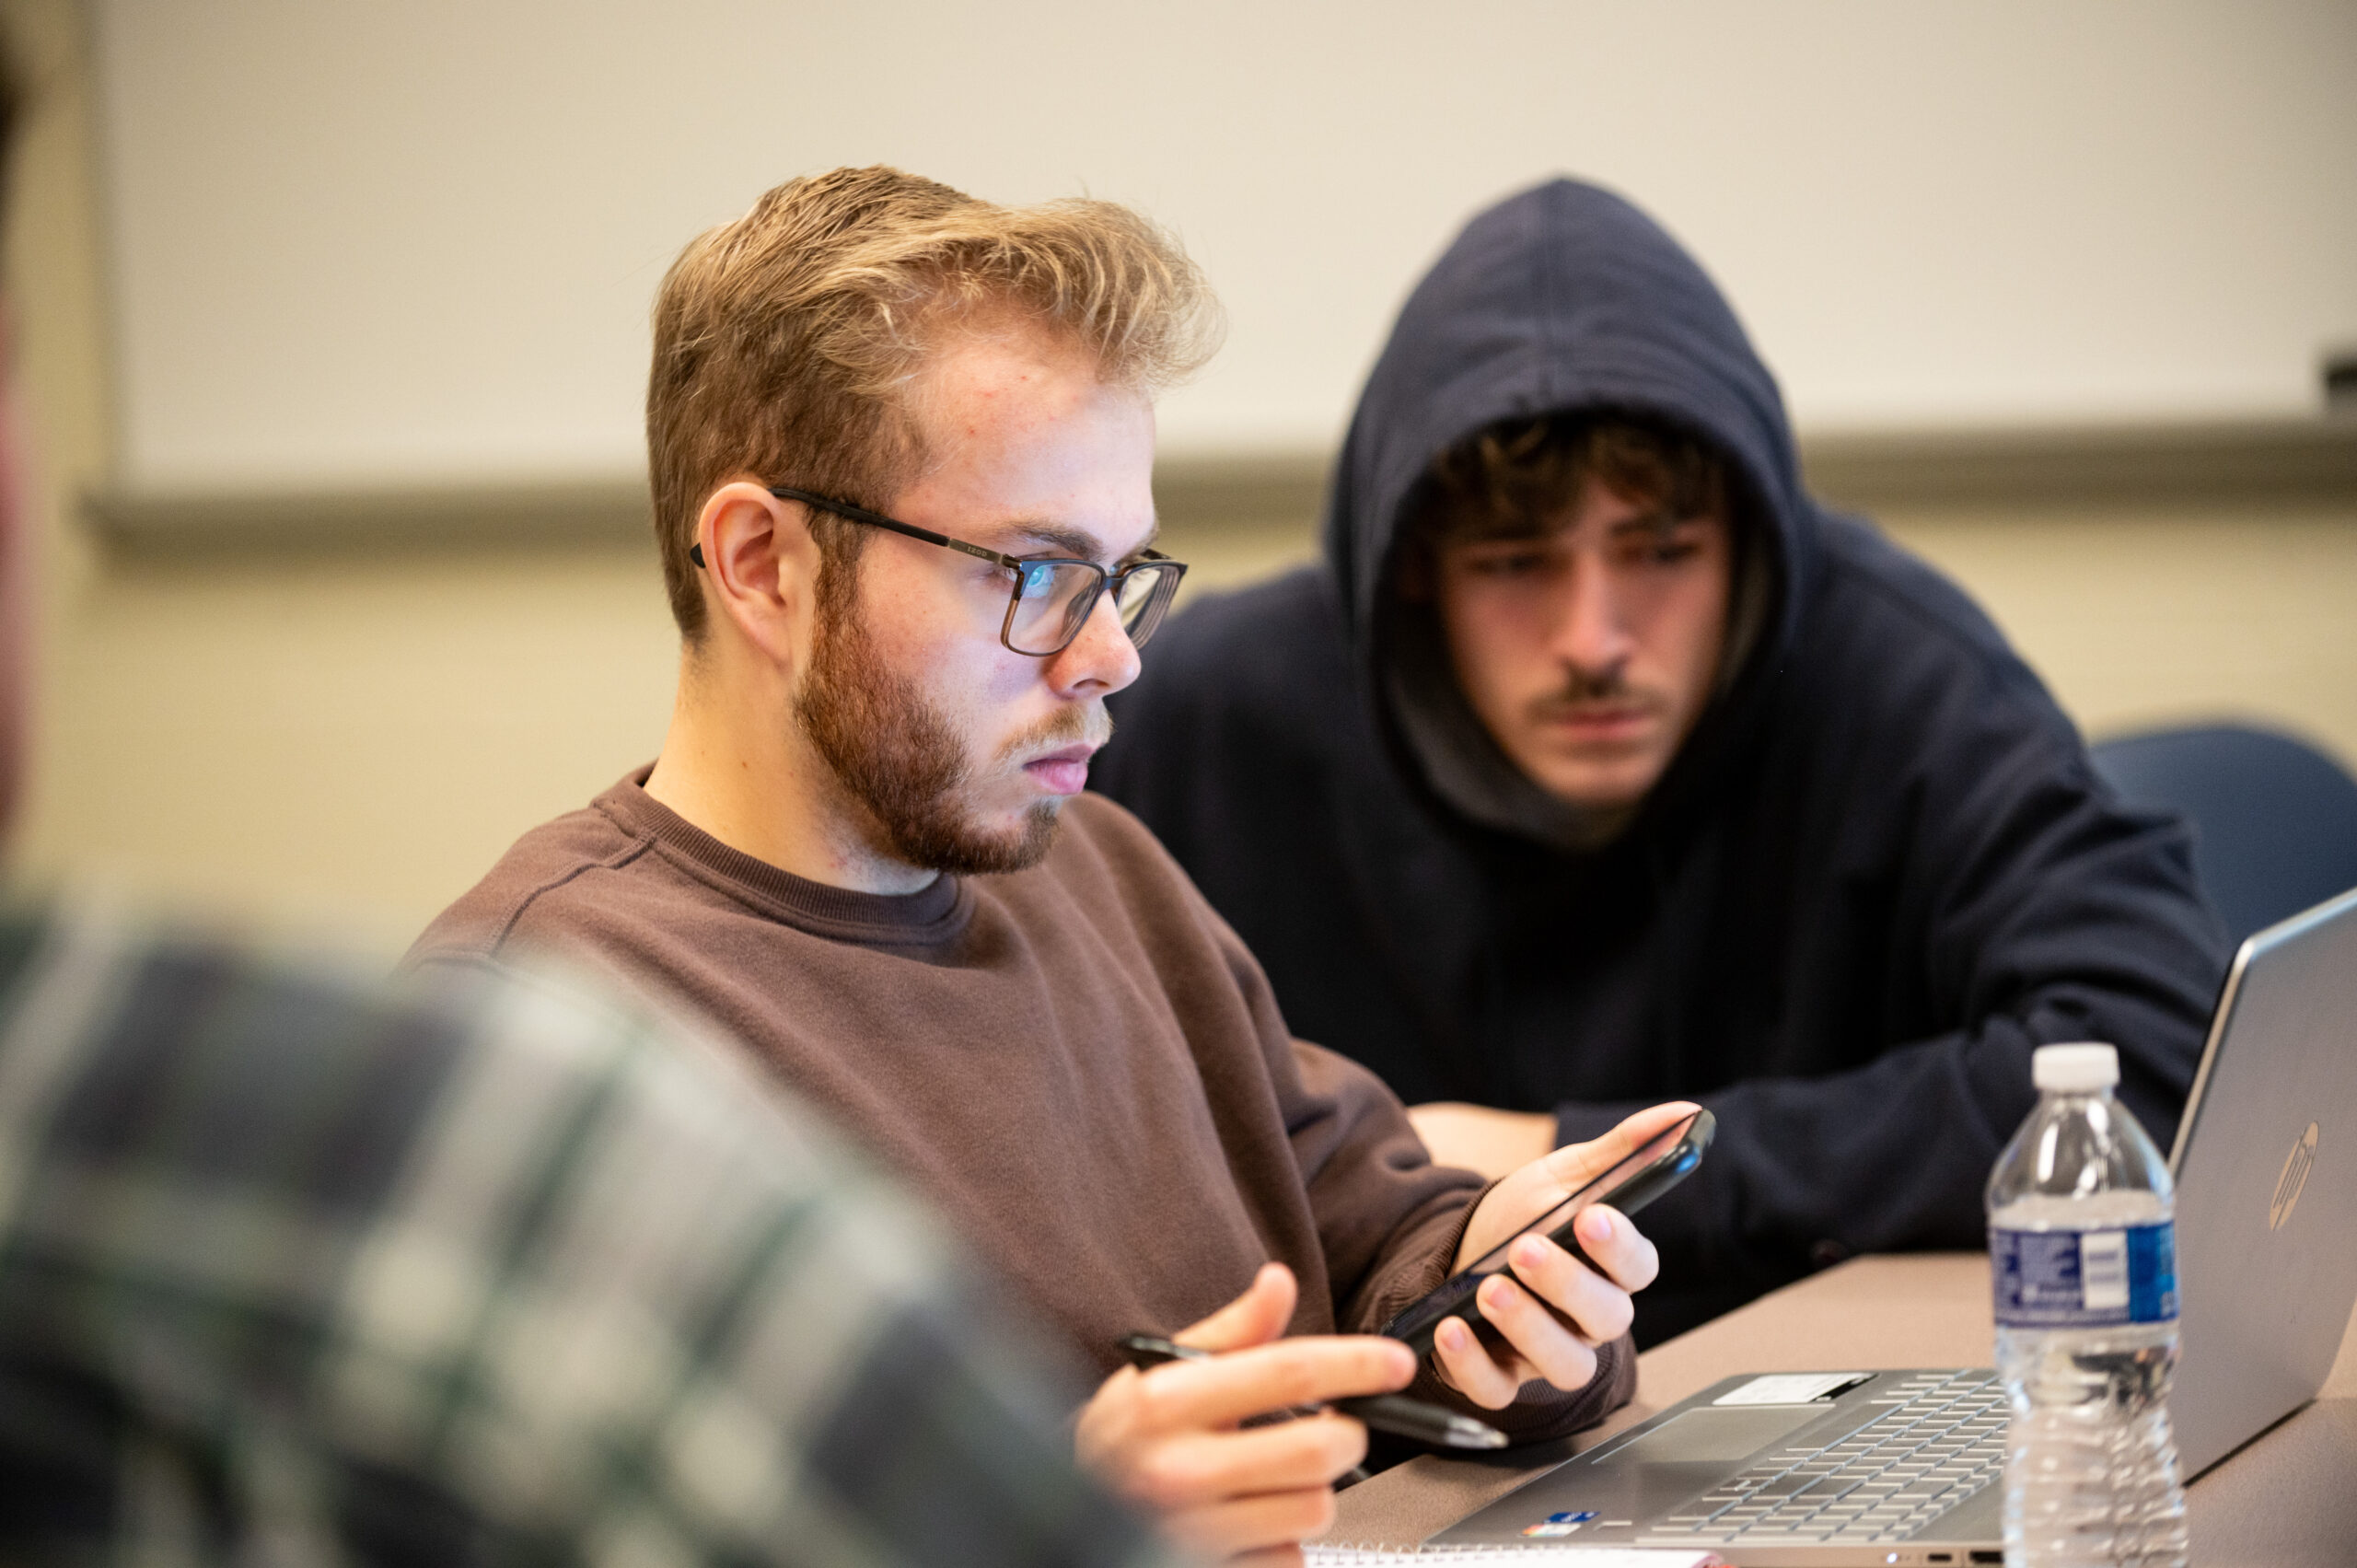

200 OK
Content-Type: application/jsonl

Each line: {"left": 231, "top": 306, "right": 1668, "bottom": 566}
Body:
{"left": 1467, "top": 552, "right": 1550, "bottom": 577}
{"left": 1617, "top": 527, "right": 1706, "bottom": 566}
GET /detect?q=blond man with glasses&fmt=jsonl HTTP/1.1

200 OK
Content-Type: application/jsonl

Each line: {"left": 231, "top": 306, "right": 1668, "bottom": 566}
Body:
{"left": 416, "top": 166, "right": 1686, "bottom": 1562}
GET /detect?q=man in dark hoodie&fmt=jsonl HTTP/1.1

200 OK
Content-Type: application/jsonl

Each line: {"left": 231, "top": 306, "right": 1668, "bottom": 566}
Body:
{"left": 1093, "top": 179, "right": 2229, "bottom": 1344}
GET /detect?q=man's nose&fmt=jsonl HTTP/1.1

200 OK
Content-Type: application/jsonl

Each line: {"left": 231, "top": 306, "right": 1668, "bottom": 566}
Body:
{"left": 1044, "top": 587, "right": 1143, "bottom": 699}
{"left": 1549, "top": 557, "right": 1635, "bottom": 677}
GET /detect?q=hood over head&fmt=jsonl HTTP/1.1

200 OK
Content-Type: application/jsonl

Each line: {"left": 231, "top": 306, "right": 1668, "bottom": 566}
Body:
{"left": 1324, "top": 178, "right": 1817, "bottom": 851}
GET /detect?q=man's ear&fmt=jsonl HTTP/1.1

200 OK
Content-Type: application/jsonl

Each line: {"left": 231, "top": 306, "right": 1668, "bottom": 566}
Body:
{"left": 695, "top": 482, "right": 822, "bottom": 670}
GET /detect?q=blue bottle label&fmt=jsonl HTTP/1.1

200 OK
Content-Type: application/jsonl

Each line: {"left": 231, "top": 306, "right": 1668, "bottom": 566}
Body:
{"left": 1990, "top": 1221, "right": 2177, "bottom": 1327}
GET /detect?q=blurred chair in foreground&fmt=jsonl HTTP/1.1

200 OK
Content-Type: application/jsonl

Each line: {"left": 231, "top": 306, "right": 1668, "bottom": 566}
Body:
{"left": 2092, "top": 723, "right": 2357, "bottom": 944}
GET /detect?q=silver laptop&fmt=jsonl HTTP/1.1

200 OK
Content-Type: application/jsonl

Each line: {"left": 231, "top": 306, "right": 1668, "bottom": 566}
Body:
{"left": 1425, "top": 886, "right": 2357, "bottom": 1565}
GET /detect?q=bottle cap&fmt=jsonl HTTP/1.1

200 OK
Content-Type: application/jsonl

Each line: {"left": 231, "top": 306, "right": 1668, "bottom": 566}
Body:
{"left": 2033, "top": 1042, "right": 2119, "bottom": 1092}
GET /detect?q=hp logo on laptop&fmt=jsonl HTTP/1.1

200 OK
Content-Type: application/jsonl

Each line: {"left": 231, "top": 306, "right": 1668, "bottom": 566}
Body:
{"left": 2270, "top": 1121, "right": 2319, "bottom": 1231}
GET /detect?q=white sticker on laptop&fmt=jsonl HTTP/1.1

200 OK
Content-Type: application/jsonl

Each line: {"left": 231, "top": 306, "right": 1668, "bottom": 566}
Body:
{"left": 1713, "top": 1372, "right": 1874, "bottom": 1406}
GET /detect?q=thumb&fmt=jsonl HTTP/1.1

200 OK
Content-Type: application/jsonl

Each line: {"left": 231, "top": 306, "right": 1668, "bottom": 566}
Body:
{"left": 1173, "top": 1261, "right": 1297, "bottom": 1353}
{"left": 1543, "top": 1101, "right": 1700, "bottom": 1191}
{"left": 1459, "top": 1101, "right": 1699, "bottom": 1268}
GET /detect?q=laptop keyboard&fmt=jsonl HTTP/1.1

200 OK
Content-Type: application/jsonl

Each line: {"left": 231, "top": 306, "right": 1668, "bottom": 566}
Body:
{"left": 1647, "top": 1370, "right": 2009, "bottom": 1546}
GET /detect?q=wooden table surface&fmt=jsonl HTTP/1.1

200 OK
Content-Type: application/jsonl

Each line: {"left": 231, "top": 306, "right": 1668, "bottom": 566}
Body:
{"left": 1327, "top": 1253, "right": 2357, "bottom": 1565}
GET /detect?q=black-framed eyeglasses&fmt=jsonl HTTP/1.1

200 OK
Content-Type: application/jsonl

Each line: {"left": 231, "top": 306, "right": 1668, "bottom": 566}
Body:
{"left": 691, "top": 485, "right": 1187, "bottom": 656}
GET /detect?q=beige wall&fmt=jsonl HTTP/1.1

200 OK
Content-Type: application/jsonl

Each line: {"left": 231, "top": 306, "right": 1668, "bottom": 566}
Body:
{"left": 7, "top": 2, "right": 2354, "bottom": 956}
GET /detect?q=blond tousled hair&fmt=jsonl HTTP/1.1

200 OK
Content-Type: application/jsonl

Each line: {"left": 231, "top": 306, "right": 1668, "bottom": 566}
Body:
{"left": 646, "top": 165, "right": 1223, "bottom": 639}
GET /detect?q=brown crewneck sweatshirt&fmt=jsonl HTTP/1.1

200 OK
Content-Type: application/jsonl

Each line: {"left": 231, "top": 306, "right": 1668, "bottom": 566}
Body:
{"left": 410, "top": 768, "right": 1631, "bottom": 1440}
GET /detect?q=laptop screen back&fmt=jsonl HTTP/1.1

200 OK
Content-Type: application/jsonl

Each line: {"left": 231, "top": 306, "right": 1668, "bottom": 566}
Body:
{"left": 2167, "top": 888, "right": 2357, "bottom": 1478}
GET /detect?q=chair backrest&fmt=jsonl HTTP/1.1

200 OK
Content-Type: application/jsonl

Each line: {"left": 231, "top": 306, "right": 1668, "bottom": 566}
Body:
{"left": 2092, "top": 723, "right": 2357, "bottom": 943}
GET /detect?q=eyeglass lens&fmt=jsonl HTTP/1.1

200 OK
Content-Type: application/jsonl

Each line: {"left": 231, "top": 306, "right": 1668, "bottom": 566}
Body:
{"left": 1112, "top": 563, "right": 1181, "bottom": 645}
{"left": 1005, "top": 562, "right": 1182, "bottom": 655}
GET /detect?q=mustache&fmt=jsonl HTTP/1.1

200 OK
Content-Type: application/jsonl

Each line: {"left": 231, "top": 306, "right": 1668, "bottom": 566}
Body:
{"left": 995, "top": 703, "right": 1113, "bottom": 763}
{"left": 1533, "top": 664, "right": 1637, "bottom": 708}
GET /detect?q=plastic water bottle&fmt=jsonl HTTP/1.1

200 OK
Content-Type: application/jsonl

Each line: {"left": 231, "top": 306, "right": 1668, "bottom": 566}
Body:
{"left": 1986, "top": 1042, "right": 2189, "bottom": 1568}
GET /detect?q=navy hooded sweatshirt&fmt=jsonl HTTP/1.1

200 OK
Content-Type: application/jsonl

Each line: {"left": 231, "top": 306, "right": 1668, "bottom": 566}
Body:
{"left": 1095, "top": 179, "right": 2228, "bottom": 1343}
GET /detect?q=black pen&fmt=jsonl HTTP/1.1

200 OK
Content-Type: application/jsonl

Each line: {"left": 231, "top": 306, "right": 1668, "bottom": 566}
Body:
{"left": 1115, "top": 1334, "right": 1508, "bottom": 1450}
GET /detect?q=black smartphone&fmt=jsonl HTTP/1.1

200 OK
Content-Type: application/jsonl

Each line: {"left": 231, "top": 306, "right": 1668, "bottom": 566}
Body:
{"left": 1382, "top": 1108, "right": 1713, "bottom": 1359}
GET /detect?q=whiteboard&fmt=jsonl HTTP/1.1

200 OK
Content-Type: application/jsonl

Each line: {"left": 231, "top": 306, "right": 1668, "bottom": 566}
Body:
{"left": 94, "top": 0, "right": 2357, "bottom": 493}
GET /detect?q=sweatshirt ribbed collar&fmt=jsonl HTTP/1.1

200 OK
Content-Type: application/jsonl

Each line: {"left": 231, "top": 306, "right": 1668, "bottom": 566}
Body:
{"left": 597, "top": 767, "right": 972, "bottom": 947}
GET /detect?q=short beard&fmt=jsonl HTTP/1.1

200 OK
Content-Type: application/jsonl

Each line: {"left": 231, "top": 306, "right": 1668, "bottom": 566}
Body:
{"left": 794, "top": 565, "right": 1087, "bottom": 877}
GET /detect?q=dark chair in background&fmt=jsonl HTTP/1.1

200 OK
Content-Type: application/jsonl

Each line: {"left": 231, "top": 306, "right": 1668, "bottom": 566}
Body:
{"left": 2092, "top": 723, "right": 2357, "bottom": 945}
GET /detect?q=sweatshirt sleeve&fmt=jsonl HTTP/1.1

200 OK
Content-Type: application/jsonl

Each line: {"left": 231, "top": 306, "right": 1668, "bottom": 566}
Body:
{"left": 1555, "top": 599, "right": 2228, "bottom": 1305}
{"left": 1223, "top": 922, "right": 1638, "bottom": 1443}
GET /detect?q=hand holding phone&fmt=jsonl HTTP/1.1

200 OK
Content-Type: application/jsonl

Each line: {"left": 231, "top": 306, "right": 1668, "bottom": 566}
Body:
{"left": 1385, "top": 1107, "right": 1713, "bottom": 1361}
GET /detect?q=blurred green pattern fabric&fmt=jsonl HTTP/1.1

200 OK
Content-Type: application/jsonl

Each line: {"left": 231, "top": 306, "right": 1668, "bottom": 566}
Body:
{"left": 0, "top": 901, "right": 1168, "bottom": 1568}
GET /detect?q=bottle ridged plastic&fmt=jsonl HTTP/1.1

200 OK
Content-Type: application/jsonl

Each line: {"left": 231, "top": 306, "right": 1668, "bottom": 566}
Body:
{"left": 1986, "top": 1045, "right": 2189, "bottom": 1568}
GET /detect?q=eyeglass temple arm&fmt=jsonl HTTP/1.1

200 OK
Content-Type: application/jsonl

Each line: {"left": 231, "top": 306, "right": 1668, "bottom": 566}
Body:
{"left": 768, "top": 486, "right": 1016, "bottom": 568}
